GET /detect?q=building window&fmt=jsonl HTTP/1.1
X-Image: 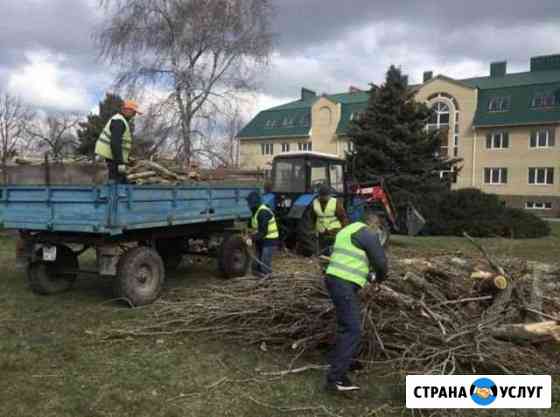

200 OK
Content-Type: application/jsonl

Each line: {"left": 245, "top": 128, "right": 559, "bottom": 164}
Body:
{"left": 318, "top": 107, "right": 332, "bottom": 126}
{"left": 526, "top": 201, "right": 553, "bottom": 210}
{"left": 281, "top": 117, "right": 295, "bottom": 127}
{"left": 529, "top": 167, "right": 554, "bottom": 185}
{"left": 427, "top": 101, "right": 450, "bottom": 129}
{"left": 345, "top": 141, "right": 355, "bottom": 153}
{"left": 350, "top": 111, "right": 365, "bottom": 121}
{"left": 441, "top": 168, "right": 458, "bottom": 184}
{"left": 530, "top": 129, "right": 555, "bottom": 148}
{"left": 428, "top": 93, "right": 460, "bottom": 110}
{"left": 299, "top": 114, "right": 310, "bottom": 127}
{"left": 488, "top": 96, "right": 511, "bottom": 112}
{"left": 261, "top": 143, "right": 274, "bottom": 155}
{"left": 486, "top": 131, "right": 510, "bottom": 149}
{"left": 298, "top": 142, "right": 312, "bottom": 151}
{"left": 281, "top": 143, "right": 290, "bottom": 153}
{"left": 531, "top": 92, "right": 558, "bottom": 108}
{"left": 484, "top": 168, "right": 508, "bottom": 184}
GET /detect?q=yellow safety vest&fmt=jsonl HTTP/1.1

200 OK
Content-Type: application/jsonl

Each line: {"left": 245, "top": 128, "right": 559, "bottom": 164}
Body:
{"left": 326, "top": 222, "right": 370, "bottom": 287}
{"left": 313, "top": 197, "right": 342, "bottom": 233}
{"left": 95, "top": 113, "right": 133, "bottom": 163}
{"left": 251, "top": 204, "right": 279, "bottom": 239}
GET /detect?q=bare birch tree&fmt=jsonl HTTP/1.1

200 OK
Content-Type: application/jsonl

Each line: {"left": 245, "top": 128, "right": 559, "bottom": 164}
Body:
{"left": 195, "top": 106, "right": 246, "bottom": 167}
{"left": 97, "top": 0, "right": 273, "bottom": 166}
{"left": 25, "top": 113, "right": 81, "bottom": 160}
{"left": 0, "top": 93, "right": 34, "bottom": 164}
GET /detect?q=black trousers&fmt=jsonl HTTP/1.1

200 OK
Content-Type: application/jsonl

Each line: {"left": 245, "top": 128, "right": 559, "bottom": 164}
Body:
{"left": 107, "top": 160, "right": 127, "bottom": 184}
{"left": 325, "top": 275, "right": 362, "bottom": 383}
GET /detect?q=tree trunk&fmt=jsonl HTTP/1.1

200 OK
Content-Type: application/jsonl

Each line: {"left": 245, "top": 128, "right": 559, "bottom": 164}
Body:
{"left": 491, "top": 321, "right": 560, "bottom": 343}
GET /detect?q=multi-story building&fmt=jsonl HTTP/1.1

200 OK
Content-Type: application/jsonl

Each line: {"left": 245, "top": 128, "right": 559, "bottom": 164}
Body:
{"left": 237, "top": 54, "right": 560, "bottom": 217}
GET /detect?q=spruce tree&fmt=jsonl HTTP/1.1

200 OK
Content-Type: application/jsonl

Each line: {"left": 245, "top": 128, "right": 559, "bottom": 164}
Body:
{"left": 347, "top": 65, "right": 459, "bottom": 228}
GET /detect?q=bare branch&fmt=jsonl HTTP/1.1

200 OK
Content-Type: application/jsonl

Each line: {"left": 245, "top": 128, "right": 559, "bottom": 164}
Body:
{"left": 96, "top": 0, "right": 273, "bottom": 165}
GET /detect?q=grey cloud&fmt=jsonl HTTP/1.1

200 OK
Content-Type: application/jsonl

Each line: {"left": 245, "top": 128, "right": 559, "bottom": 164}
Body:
{"left": 271, "top": 0, "right": 560, "bottom": 54}
{"left": 2, "top": 0, "right": 560, "bottom": 113}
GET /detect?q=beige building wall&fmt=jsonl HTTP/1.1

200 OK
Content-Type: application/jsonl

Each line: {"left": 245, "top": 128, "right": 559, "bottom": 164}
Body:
{"left": 474, "top": 125, "right": 560, "bottom": 196}
{"left": 308, "top": 97, "right": 341, "bottom": 154}
{"left": 414, "top": 78, "right": 478, "bottom": 190}
{"left": 238, "top": 137, "right": 307, "bottom": 170}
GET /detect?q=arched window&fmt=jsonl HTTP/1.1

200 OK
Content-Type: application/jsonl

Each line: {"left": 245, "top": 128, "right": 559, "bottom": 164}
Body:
{"left": 318, "top": 107, "right": 332, "bottom": 126}
{"left": 427, "top": 101, "right": 450, "bottom": 130}
{"left": 427, "top": 97, "right": 460, "bottom": 160}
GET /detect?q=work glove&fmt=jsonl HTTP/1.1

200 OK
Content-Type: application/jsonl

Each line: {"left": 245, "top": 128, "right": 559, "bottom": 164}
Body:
{"left": 245, "top": 237, "right": 253, "bottom": 248}
{"left": 118, "top": 164, "right": 127, "bottom": 175}
{"left": 367, "top": 271, "right": 376, "bottom": 283}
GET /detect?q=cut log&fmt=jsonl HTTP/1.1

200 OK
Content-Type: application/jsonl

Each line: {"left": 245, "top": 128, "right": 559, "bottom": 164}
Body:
{"left": 491, "top": 321, "right": 560, "bottom": 343}
{"left": 136, "top": 160, "right": 180, "bottom": 180}
{"left": 473, "top": 274, "right": 508, "bottom": 295}
{"left": 127, "top": 171, "right": 156, "bottom": 181}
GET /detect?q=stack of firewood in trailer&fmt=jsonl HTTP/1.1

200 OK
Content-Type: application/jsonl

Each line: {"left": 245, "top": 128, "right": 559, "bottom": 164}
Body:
{"left": 10, "top": 157, "right": 265, "bottom": 185}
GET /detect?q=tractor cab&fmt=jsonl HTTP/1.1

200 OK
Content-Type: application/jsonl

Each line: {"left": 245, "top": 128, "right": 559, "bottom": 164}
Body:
{"left": 271, "top": 151, "right": 346, "bottom": 195}
{"left": 265, "top": 151, "right": 425, "bottom": 254}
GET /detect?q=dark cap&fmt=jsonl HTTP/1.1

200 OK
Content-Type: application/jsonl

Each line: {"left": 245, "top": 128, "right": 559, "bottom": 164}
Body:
{"left": 246, "top": 191, "right": 262, "bottom": 209}
{"left": 318, "top": 184, "right": 330, "bottom": 197}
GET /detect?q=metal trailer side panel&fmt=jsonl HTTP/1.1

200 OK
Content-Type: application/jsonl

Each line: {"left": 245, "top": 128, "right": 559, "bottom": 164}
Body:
{"left": 0, "top": 184, "right": 257, "bottom": 235}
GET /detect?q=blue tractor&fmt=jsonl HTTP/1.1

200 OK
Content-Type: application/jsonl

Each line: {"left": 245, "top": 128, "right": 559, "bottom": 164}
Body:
{"left": 263, "top": 152, "right": 425, "bottom": 256}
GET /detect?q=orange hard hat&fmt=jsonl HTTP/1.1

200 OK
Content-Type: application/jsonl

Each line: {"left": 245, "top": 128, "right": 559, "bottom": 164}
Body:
{"left": 123, "top": 100, "right": 142, "bottom": 114}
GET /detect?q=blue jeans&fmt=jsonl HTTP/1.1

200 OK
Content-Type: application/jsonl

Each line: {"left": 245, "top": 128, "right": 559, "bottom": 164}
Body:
{"left": 325, "top": 275, "right": 362, "bottom": 383}
{"left": 253, "top": 243, "right": 274, "bottom": 275}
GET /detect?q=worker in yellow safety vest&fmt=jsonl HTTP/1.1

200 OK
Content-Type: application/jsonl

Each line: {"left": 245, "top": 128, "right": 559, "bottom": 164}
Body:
{"left": 95, "top": 100, "right": 142, "bottom": 183}
{"left": 246, "top": 191, "right": 279, "bottom": 278}
{"left": 313, "top": 184, "right": 348, "bottom": 255}
{"left": 324, "top": 218, "right": 388, "bottom": 393}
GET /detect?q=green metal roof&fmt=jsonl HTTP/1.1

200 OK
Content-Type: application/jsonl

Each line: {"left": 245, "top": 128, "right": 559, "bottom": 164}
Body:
{"left": 237, "top": 107, "right": 312, "bottom": 139}
{"left": 473, "top": 83, "right": 560, "bottom": 127}
{"left": 239, "top": 67, "right": 560, "bottom": 138}
{"left": 461, "top": 69, "right": 560, "bottom": 89}
{"left": 336, "top": 102, "right": 368, "bottom": 134}
{"left": 237, "top": 91, "right": 370, "bottom": 139}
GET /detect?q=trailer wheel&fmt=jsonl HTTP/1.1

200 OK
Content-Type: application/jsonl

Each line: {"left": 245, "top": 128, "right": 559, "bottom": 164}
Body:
{"left": 296, "top": 207, "right": 317, "bottom": 257}
{"left": 155, "top": 238, "right": 185, "bottom": 271}
{"left": 218, "top": 235, "right": 249, "bottom": 278}
{"left": 115, "top": 247, "right": 165, "bottom": 306}
{"left": 27, "top": 246, "right": 78, "bottom": 295}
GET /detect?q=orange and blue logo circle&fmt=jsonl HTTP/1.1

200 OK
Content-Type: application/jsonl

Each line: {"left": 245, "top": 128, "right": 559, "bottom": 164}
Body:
{"left": 470, "top": 378, "right": 498, "bottom": 406}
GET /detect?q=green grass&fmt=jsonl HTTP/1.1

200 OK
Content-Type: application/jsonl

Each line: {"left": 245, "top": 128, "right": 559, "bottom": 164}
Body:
{"left": 390, "top": 221, "right": 560, "bottom": 263}
{"left": 0, "top": 228, "right": 558, "bottom": 417}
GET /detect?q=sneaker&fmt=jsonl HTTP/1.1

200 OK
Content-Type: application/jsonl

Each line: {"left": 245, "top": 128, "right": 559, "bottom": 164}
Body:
{"left": 325, "top": 376, "right": 361, "bottom": 392}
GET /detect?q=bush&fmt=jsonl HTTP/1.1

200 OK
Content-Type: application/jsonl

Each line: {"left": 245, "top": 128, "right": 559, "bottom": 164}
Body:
{"left": 419, "top": 188, "right": 550, "bottom": 238}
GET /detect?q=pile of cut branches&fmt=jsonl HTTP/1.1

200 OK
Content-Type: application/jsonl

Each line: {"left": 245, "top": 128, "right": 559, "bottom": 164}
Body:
{"left": 103, "top": 251, "right": 559, "bottom": 374}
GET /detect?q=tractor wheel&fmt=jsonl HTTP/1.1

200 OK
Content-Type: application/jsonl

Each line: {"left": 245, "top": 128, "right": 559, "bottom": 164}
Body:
{"left": 27, "top": 245, "right": 78, "bottom": 295}
{"left": 155, "top": 238, "right": 185, "bottom": 271}
{"left": 115, "top": 246, "right": 165, "bottom": 306}
{"left": 218, "top": 234, "right": 250, "bottom": 278}
{"left": 296, "top": 207, "right": 317, "bottom": 257}
{"left": 363, "top": 209, "right": 391, "bottom": 247}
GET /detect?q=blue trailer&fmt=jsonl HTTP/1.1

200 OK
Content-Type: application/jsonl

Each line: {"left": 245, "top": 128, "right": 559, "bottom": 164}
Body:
{"left": 1, "top": 182, "right": 258, "bottom": 305}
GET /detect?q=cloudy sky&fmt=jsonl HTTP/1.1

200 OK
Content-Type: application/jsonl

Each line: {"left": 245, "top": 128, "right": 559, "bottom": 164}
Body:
{"left": 2, "top": 0, "right": 560, "bottom": 117}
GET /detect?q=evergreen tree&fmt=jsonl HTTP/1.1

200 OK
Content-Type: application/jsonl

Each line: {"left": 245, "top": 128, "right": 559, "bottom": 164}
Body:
{"left": 347, "top": 66, "right": 460, "bottom": 228}
{"left": 76, "top": 93, "right": 129, "bottom": 157}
